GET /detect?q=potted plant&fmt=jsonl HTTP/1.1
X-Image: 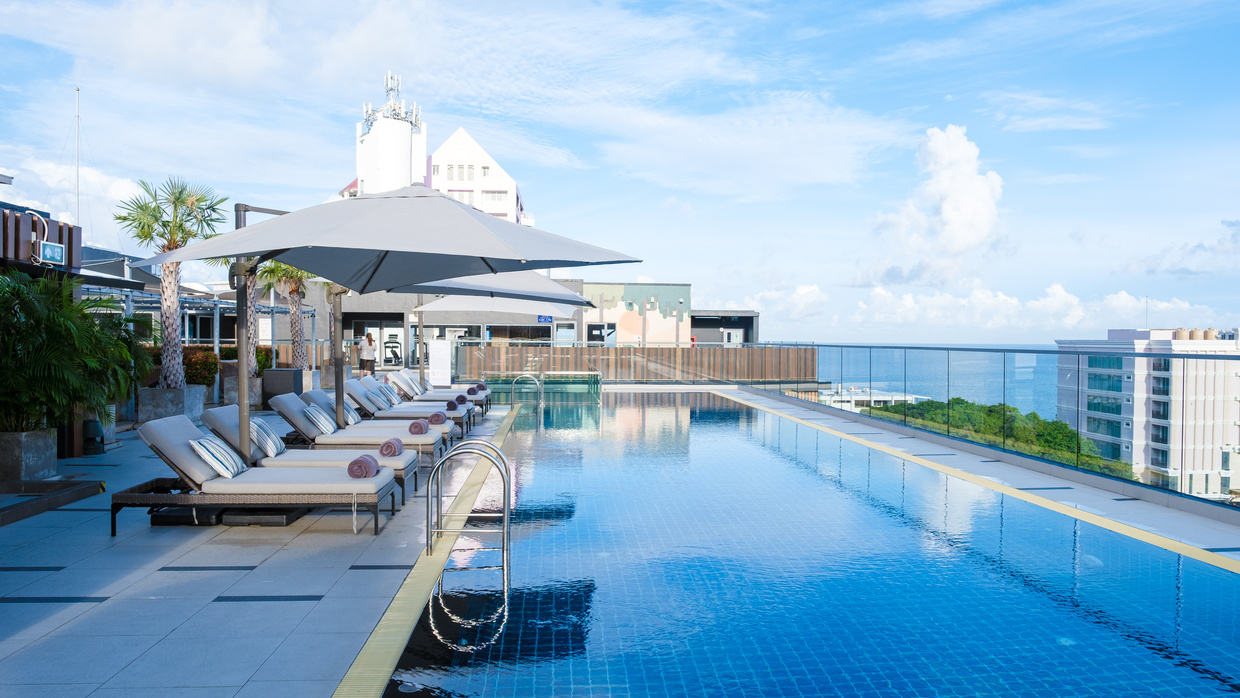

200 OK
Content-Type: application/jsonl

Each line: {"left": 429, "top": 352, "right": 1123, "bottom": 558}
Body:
{"left": 260, "top": 261, "right": 319, "bottom": 391}
{"left": 115, "top": 177, "right": 226, "bottom": 421}
{"left": 0, "top": 271, "right": 148, "bottom": 479}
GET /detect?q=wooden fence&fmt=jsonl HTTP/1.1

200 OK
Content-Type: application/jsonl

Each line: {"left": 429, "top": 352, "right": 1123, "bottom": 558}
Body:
{"left": 453, "top": 343, "right": 818, "bottom": 384}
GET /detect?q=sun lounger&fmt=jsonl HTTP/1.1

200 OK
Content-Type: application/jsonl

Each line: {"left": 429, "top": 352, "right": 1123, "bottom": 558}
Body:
{"left": 125, "top": 415, "right": 396, "bottom": 535}
{"left": 301, "top": 388, "right": 461, "bottom": 444}
{"left": 201, "top": 404, "right": 422, "bottom": 504}
{"left": 268, "top": 393, "right": 444, "bottom": 459}
{"left": 343, "top": 379, "right": 472, "bottom": 433}
{"left": 383, "top": 372, "right": 488, "bottom": 413}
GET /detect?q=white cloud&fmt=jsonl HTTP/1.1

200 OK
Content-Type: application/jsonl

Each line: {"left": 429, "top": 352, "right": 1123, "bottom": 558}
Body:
{"left": 853, "top": 283, "right": 1217, "bottom": 331}
{"left": 592, "top": 93, "right": 909, "bottom": 200}
{"left": 981, "top": 90, "right": 1111, "bottom": 132}
{"left": 862, "top": 124, "right": 1003, "bottom": 286}
{"left": 1136, "top": 220, "right": 1240, "bottom": 276}
{"left": 734, "top": 283, "right": 831, "bottom": 318}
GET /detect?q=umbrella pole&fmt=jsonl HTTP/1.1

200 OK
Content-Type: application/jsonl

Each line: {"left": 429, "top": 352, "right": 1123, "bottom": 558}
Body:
{"left": 332, "top": 285, "right": 346, "bottom": 428}
{"left": 234, "top": 259, "right": 254, "bottom": 466}
{"left": 417, "top": 294, "right": 426, "bottom": 387}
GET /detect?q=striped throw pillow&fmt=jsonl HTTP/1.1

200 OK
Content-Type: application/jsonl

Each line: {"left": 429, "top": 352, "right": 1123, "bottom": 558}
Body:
{"left": 249, "top": 418, "right": 286, "bottom": 458}
{"left": 367, "top": 389, "right": 391, "bottom": 411}
{"left": 189, "top": 436, "right": 247, "bottom": 479}
{"left": 344, "top": 402, "right": 362, "bottom": 426}
{"left": 303, "top": 403, "right": 337, "bottom": 435}
{"left": 380, "top": 384, "right": 402, "bottom": 405}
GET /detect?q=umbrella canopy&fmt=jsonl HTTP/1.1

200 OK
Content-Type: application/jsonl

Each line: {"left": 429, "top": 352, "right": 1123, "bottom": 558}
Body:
{"left": 414, "top": 295, "right": 579, "bottom": 318}
{"left": 395, "top": 270, "right": 591, "bottom": 306}
{"left": 137, "top": 184, "right": 638, "bottom": 292}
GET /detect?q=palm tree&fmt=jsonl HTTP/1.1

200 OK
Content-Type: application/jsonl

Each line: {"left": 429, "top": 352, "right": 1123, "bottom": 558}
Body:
{"left": 258, "top": 261, "right": 315, "bottom": 370}
{"left": 115, "top": 178, "right": 227, "bottom": 389}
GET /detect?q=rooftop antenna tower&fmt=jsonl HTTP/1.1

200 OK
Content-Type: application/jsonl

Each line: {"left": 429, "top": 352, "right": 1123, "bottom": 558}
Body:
{"left": 75, "top": 87, "right": 80, "bottom": 225}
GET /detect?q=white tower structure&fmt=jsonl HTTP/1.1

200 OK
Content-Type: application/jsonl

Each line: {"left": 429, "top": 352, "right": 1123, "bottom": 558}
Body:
{"left": 355, "top": 72, "right": 427, "bottom": 195}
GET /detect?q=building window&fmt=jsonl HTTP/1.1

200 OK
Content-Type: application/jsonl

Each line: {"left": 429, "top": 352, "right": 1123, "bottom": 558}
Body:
{"left": 1150, "top": 448, "right": 1169, "bottom": 467}
{"left": 587, "top": 323, "right": 616, "bottom": 346}
{"left": 1087, "top": 373, "right": 1124, "bottom": 392}
{"left": 432, "top": 164, "right": 439, "bottom": 176}
{"left": 1152, "top": 376, "right": 1171, "bottom": 396}
{"left": 1150, "top": 424, "right": 1169, "bottom": 445}
{"left": 1151, "top": 400, "right": 1170, "bottom": 420}
{"left": 1086, "top": 416, "right": 1122, "bottom": 438}
{"left": 482, "top": 166, "right": 489, "bottom": 177}
{"left": 467, "top": 191, "right": 474, "bottom": 206}
{"left": 447, "top": 165, "right": 454, "bottom": 181}
{"left": 1150, "top": 358, "right": 1170, "bottom": 372}
{"left": 1087, "top": 355, "right": 1123, "bottom": 370}
{"left": 483, "top": 190, "right": 508, "bottom": 203}
{"left": 468, "top": 165, "right": 474, "bottom": 181}
{"left": 1090, "top": 439, "right": 1122, "bottom": 460}
{"left": 1086, "top": 395, "right": 1123, "bottom": 415}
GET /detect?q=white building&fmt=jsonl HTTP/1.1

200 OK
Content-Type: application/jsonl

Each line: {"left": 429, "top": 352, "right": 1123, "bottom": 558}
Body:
{"left": 428, "top": 128, "right": 532, "bottom": 226}
{"left": 350, "top": 72, "right": 427, "bottom": 196}
{"left": 1056, "top": 328, "right": 1240, "bottom": 499}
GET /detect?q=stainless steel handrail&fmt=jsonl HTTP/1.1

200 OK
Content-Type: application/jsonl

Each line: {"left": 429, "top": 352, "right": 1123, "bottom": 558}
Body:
{"left": 510, "top": 372, "right": 544, "bottom": 406}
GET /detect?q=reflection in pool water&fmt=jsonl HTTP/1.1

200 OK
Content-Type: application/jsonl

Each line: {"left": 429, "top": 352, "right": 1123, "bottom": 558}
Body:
{"left": 387, "top": 392, "right": 1240, "bottom": 697}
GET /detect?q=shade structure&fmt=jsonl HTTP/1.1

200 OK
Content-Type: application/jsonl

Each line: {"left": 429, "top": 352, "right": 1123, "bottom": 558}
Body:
{"left": 137, "top": 185, "right": 638, "bottom": 292}
{"left": 414, "top": 295, "right": 579, "bottom": 318}
{"left": 392, "top": 270, "right": 591, "bottom": 306}
{"left": 133, "top": 184, "right": 637, "bottom": 465}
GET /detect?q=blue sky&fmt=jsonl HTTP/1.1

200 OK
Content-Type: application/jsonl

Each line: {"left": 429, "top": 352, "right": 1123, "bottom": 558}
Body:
{"left": 1, "top": 0, "right": 1237, "bottom": 343}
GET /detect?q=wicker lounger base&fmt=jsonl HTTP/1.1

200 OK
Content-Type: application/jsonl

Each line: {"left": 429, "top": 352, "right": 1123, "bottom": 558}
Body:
{"left": 110, "top": 477, "right": 396, "bottom": 536}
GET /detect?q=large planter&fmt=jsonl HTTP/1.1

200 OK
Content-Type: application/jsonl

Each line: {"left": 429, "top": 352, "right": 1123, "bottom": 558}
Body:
{"left": 0, "top": 429, "right": 57, "bottom": 480}
{"left": 221, "top": 376, "right": 263, "bottom": 408}
{"left": 138, "top": 385, "right": 207, "bottom": 423}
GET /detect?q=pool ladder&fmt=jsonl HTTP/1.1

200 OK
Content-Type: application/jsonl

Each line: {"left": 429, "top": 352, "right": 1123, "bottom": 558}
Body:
{"left": 511, "top": 372, "right": 544, "bottom": 407}
{"left": 424, "top": 439, "right": 512, "bottom": 652}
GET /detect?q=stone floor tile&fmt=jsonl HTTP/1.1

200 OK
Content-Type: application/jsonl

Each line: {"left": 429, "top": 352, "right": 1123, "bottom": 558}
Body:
{"left": 166, "top": 543, "right": 283, "bottom": 567}
{"left": 233, "top": 679, "right": 337, "bottom": 698}
{"left": 89, "top": 686, "right": 240, "bottom": 697}
{"left": 223, "top": 566, "right": 346, "bottom": 597}
{"left": 0, "top": 601, "right": 97, "bottom": 640}
{"left": 50, "top": 597, "right": 210, "bottom": 636}
{"left": 295, "top": 595, "right": 392, "bottom": 634}
{"left": 0, "top": 683, "right": 98, "bottom": 697}
{"left": 113, "top": 568, "right": 253, "bottom": 600}
{"left": 0, "top": 634, "right": 161, "bottom": 684}
{"left": 5, "top": 565, "right": 153, "bottom": 599}
{"left": 260, "top": 545, "right": 365, "bottom": 569}
{"left": 323, "top": 568, "right": 409, "bottom": 599}
{"left": 169, "top": 600, "right": 317, "bottom": 639}
{"left": 103, "top": 636, "right": 282, "bottom": 688}
{"left": 250, "top": 631, "right": 370, "bottom": 682}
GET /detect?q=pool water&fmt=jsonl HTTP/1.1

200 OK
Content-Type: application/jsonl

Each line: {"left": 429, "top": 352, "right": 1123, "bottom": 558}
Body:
{"left": 387, "top": 392, "right": 1240, "bottom": 697}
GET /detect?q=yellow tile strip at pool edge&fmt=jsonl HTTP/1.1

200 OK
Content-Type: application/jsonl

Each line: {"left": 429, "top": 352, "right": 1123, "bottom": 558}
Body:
{"left": 333, "top": 404, "right": 523, "bottom": 698}
{"left": 715, "top": 390, "right": 1240, "bottom": 576}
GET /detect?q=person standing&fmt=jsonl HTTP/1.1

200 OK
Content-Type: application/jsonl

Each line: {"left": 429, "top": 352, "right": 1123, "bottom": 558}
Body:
{"left": 358, "top": 332, "right": 377, "bottom": 376}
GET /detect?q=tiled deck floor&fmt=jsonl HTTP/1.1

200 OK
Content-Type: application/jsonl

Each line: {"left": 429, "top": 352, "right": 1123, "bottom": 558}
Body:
{"left": 0, "top": 404, "right": 509, "bottom": 697}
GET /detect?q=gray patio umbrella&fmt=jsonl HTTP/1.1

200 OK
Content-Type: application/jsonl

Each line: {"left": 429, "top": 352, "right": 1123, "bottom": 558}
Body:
{"left": 137, "top": 184, "right": 638, "bottom": 462}
{"left": 395, "top": 271, "right": 591, "bottom": 384}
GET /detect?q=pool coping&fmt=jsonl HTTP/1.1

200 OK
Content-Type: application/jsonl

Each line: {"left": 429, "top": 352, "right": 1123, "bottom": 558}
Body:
{"left": 716, "top": 390, "right": 1240, "bottom": 576}
{"left": 333, "top": 404, "right": 523, "bottom": 698}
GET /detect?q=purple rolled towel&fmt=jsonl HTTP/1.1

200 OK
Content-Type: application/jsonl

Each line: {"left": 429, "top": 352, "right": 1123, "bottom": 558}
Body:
{"left": 445, "top": 400, "right": 458, "bottom": 411}
{"left": 476, "top": 382, "right": 486, "bottom": 391}
{"left": 408, "top": 419, "right": 429, "bottom": 435}
{"left": 454, "top": 394, "right": 467, "bottom": 406}
{"left": 466, "top": 386, "right": 478, "bottom": 396}
{"left": 379, "top": 437, "right": 404, "bottom": 457}
{"left": 428, "top": 411, "right": 447, "bottom": 425}
{"left": 348, "top": 453, "right": 379, "bottom": 479}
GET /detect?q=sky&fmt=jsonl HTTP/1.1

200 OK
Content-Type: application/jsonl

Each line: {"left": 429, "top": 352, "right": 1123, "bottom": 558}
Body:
{"left": 1, "top": 0, "right": 1238, "bottom": 344}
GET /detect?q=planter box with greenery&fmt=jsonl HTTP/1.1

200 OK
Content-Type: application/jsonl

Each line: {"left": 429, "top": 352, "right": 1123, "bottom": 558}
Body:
{"left": 138, "top": 347, "right": 218, "bottom": 422}
{"left": 1, "top": 271, "right": 151, "bottom": 479}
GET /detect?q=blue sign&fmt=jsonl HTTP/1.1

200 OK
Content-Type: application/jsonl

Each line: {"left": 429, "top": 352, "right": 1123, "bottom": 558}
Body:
{"left": 537, "top": 315, "right": 553, "bottom": 323}
{"left": 37, "top": 240, "right": 65, "bottom": 266}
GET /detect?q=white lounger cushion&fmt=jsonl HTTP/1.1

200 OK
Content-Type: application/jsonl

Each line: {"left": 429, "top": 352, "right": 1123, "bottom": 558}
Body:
{"left": 137, "top": 416, "right": 220, "bottom": 488}
{"left": 258, "top": 449, "right": 417, "bottom": 473}
{"left": 301, "top": 389, "right": 455, "bottom": 437}
{"left": 311, "top": 428, "right": 440, "bottom": 448}
{"left": 200, "top": 466, "right": 394, "bottom": 495}
{"left": 344, "top": 380, "right": 467, "bottom": 418}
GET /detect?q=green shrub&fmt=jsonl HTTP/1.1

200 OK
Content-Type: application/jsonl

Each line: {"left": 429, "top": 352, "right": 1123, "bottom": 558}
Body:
{"left": 257, "top": 345, "right": 273, "bottom": 374}
{"left": 220, "top": 346, "right": 238, "bottom": 361}
{"left": 183, "top": 349, "right": 220, "bottom": 386}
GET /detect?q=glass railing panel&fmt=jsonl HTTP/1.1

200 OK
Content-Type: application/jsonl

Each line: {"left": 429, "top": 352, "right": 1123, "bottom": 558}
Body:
{"left": 864, "top": 348, "right": 907, "bottom": 428}
{"left": 1073, "top": 350, "right": 1135, "bottom": 481}
{"left": 1003, "top": 350, "right": 1079, "bottom": 467}
{"left": 947, "top": 350, "right": 1005, "bottom": 448}
{"left": 816, "top": 346, "right": 842, "bottom": 404}
{"left": 827, "top": 346, "right": 871, "bottom": 415}
{"left": 904, "top": 348, "right": 949, "bottom": 435}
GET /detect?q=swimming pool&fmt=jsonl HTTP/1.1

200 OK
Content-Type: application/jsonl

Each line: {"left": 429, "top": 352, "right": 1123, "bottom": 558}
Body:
{"left": 387, "top": 392, "right": 1240, "bottom": 696}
